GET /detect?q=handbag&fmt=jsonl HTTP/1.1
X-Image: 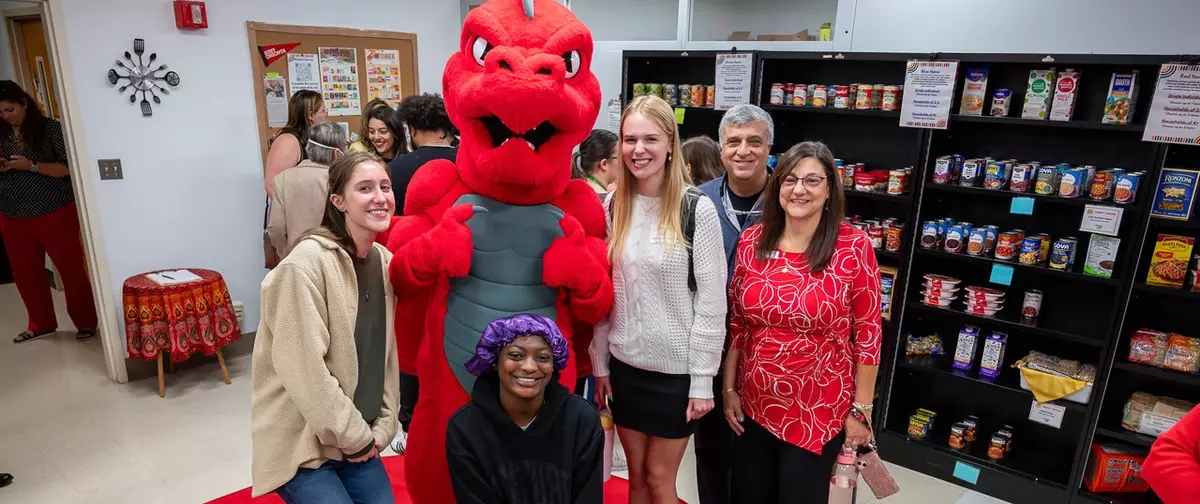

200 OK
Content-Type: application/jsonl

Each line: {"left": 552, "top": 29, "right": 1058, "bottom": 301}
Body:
{"left": 855, "top": 442, "right": 900, "bottom": 499}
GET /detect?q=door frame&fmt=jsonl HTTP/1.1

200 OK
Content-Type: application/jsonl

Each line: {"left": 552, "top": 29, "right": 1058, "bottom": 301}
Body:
{"left": 9, "top": 0, "right": 128, "bottom": 383}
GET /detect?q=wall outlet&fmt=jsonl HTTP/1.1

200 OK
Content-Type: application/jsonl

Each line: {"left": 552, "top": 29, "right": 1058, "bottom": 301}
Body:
{"left": 98, "top": 159, "right": 123, "bottom": 180}
{"left": 232, "top": 300, "right": 244, "bottom": 324}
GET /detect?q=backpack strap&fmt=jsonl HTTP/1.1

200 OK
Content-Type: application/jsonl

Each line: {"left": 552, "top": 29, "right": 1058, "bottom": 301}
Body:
{"left": 681, "top": 187, "right": 703, "bottom": 292}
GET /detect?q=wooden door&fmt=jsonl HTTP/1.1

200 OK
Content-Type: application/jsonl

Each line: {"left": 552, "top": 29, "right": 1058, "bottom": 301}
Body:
{"left": 16, "top": 17, "right": 59, "bottom": 118}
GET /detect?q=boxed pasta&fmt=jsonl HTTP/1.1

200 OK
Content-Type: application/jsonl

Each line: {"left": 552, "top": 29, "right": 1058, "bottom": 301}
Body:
{"left": 1021, "top": 68, "right": 1056, "bottom": 120}
{"left": 1102, "top": 72, "right": 1140, "bottom": 125}
{"left": 1150, "top": 168, "right": 1200, "bottom": 221}
{"left": 959, "top": 68, "right": 989, "bottom": 116}
{"left": 1146, "top": 234, "right": 1195, "bottom": 288}
{"left": 1049, "top": 69, "right": 1080, "bottom": 121}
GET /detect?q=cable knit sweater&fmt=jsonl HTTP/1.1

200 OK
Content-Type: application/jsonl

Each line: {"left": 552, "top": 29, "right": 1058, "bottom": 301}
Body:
{"left": 590, "top": 191, "right": 728, "bottom": 399}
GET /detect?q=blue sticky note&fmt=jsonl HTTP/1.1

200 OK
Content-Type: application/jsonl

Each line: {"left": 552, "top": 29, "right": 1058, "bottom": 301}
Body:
{"left": 990, "top": 264, "right": 1014, "bottom": 286}
{"left": 1010, "top": 197, "right": 1035, "bottom": 215}
{"left": 953, "top": 461, "right": 981, "bottom": 485}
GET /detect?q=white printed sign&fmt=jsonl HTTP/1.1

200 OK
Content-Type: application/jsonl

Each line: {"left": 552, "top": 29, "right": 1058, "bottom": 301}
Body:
{"left": 1143, "top": 64, "right": 1200, "bottom": 145}
{"left": 900, "top": 60, "right": 959, "bottom": 130}
{"left": 1028, "top": 401, "right": 1066, "bottom": 429}
{"left": 714, "top": 53, "right": 753, "bottom": 111}
{"left": 1080, "top": 205, "right": 1124, "bottom": 237}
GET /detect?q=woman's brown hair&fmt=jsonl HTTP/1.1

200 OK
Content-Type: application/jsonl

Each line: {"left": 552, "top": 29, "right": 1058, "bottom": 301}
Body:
{"left": 681, "top": 136, "right": 725, "bottom": 185}
{"left": 291, "top": 151, "right": 386, "bottom": 258}
{"left": 358, "top": 98, "right": 389, "bottom": 153}
{"left": 755, "top": 141, "right": 845, "bottom": 273}
{"left": 0, "top": 80, "right": 48, "bottom": 153}
{"left": 276, "top": 90, "right": 323, "bottom": 149}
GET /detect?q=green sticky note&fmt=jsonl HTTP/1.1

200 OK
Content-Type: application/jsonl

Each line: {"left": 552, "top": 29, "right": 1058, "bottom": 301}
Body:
{"left": 953, "top": 461, "right": 980, "bottom": 485}
{"left": 675, "top": 108, "right": 686, "bottom": 124}
{"left": 990, "top": 264, "right": 1014, "bottom": 286}
{"left": 266, "top": 72, "right": 281, "bottom": 79}
{"left": 1010, "top": 197, "right": 1035, "bottom": 215}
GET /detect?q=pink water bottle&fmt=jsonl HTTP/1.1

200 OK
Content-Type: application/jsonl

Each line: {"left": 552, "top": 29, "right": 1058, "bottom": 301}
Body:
{"left": 828, "top": 446, "right": 858, "bottom": 504}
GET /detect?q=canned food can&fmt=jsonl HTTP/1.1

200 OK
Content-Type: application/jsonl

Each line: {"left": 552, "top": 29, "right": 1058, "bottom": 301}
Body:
{"left": 1035, "top": 166, "right": 1059, "bottom": 195}
{"left": 985, "top": 226, "right": 999, "bottom": 253}
{"left": 855, "top": 85, "right": 873, "bottom": 109}
{"left": 983, "top": 160, "right": 1010, "bottom": 190}
{"left": 996, "top": 232, "right": 1019, "bottom": 260}
{"left": 792, "top": 84, "right": 808, "bottom": 106}
{"left": 886, "top": 224, "right": 904, "bottom": 252}
{"left": 647, "top": 83, "right": 663, "bottom": 99}
{"left": 966, "top": 228, "right": 989, "bottom": 256}
{"left": 848, "top": 84, "right": 859, "bottom": 104}
{"left": 920, "top": 221, "right": 941, "bottom": 248}
{"left": 632, "top": 83, "right": 647, "bottom": 98}
{"left": 1049, "top": 237, "right": 1078, "bottom": 270}
{"left": 1090, "top": 170, "right": 1115, "bottom": 200}
{"left": 662, "top": 84, "right": 677, "bottom": 106}
{"left": 705, "top": 86, "right": 716, "bottom": 107}
{"left": 1059, "top": 168, "right": 1086, "bottom": 198}
{"left": 767, "top": 155, "right": 778, "bottom": 170}
{"left": 1019, "top": 237, "right": 1041, "bottom": 265}
{"left": 945, "top": 225, "right": 967, "bottom": 253}
{"left": 961, "top": 159, "right": 984, "bottom": 187}
{"left": 678, "top": 85, "right": 692, "bottom": 108}
{"left": 1022, "top": 290, "right": 1043, "bottom": 321}
{"left": 881, "top": 85, "right": 901, "bottom": 111}
{"left": 812, "top": 85, "right": 828, "bottom": 107}
{"left": 872, "top": 84, "right": 885, "bottom": 109}
{"left": 888, "top": 170, "right": 908, "bottom": 195}
{"left": 933, "top": 156, "right": 954, "bottom": 184}
{"left": 869, "top": 224, "right": 885, "bottom": 249}
{"left": 1010, "top": 164, "right": 1034, "bottom": 193}
{"left": 770, "top": 83, "right": 785, "bottom": 105}
{"left": 834, "top": 85, "right": 851, "bottom": 109}
{"left": 691, "top": 84, "right": 706, "bottom": 107}
{"left": 1036, "top": 233, "right": 1052, "bottom": 264}
{"left": 1114, "top": 171, "right": 1143, "bottom": 204}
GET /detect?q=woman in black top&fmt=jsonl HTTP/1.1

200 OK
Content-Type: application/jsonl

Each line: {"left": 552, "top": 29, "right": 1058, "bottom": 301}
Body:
{"left": 0, "top": 81, "right": 97, "bottom": 343}
{"left": 447, "top": 314, "right": 604, "bottom": 504}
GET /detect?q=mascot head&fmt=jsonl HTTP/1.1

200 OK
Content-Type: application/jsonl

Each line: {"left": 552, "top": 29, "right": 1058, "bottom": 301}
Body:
{"left": 443, "top": 0, "right": 601, "bottom": 204}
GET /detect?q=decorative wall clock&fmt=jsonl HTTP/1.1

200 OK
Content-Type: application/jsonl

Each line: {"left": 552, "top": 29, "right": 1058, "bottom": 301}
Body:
{"left": 107, "top": 38, "right": 181, "bottom": 117}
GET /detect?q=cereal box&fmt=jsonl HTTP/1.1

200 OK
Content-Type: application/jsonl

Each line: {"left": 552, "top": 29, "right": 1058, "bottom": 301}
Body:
{"left": 1146, "top": 234, "right": 1195, "bottom": 288}
{"left": 1049, "top": 69, "right": 1080, "bottom": 122}
{"left": 1084, "top": 234, "right": 1120, "bottom": 279}
{"left": 1102, "top": 72, "right": 1139, "bottom": 125}
{"left": 1151, "top": 168, "right": 1200, "bottom": 221}
{"left": 959, "top": 68, "right": 989, "bottom": 116}
{"left": 1021, "top": 69, "right": 1056, "bottom": 120}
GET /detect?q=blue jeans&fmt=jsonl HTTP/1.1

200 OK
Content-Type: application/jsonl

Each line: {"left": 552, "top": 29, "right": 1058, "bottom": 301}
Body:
{"left": 277, "top": 458, "right": 394, "bottom": 504}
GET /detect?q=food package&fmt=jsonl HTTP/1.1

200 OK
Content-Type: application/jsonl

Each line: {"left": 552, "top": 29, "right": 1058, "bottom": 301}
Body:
{"left": 1084, "top": 234, "right": 1121, "bottom": 279}
{"left": 1151, "top": 168, "right": 1200, "bottom": 221}
{"left": 1146, "top": 234, "right": 1195, "bottom": 288}
{"left": 1049, "top": 69, "right": 1081, "bottom": 121}
{"left": 1022, "top": 351, "right": 1096, "bottom": 382}
{"left": 979, "top": 332, "right": 1008, "bottom": 379}
{"left": 953, "top": 326, "right": 980, "bottom": 371}
{"left": 1021, "top": 68, "right": 1057, "bottom": 120}
{"left": 1128, "top": 329, "right": 1169, "bottom": 366}
{"left": 906, "top": 333, "right": 944, "bottom": 356}
{"left": 1122, "top": 392, "right": 1195, "bottom": 437}
{"left": 959, "top": 68, "right": 989, "bottom": 116}
{"left": 1102, "top": 72, "right": 1139, "bottom": 125}
{"left": 1163, "top": 333, "right": 1200, "bottom": 374}
{"left": 1084, "top": 443, "right": 1150, "bottom": 493}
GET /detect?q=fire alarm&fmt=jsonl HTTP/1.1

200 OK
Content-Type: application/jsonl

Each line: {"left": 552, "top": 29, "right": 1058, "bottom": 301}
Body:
{"left": 174, "top": 1, "right": 207, "bottom": 29}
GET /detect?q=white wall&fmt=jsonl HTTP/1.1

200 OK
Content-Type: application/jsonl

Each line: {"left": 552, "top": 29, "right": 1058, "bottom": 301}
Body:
{"left": 691, "top": 0, "right": 837, "bottom": 41}
{"left": 56, "top": 0, "right": 461, "bottom": 337}
{"left": 571, "top": 0, "right": 679, "bottom": 41}
{"left": 849, "top": 0, "right": 1200, "bottom": 54}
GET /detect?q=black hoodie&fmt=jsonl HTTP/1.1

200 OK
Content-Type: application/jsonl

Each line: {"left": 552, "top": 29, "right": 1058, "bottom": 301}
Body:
{"left": 446, "top": 372, "right": 604, "bottom": 504}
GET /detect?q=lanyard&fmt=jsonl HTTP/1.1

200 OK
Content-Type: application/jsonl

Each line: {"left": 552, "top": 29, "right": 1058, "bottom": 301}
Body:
{"left": 586, "top": 175, "right": 606, "bottom": 192}
{"left": 721, "top": 182, "right": 762, "bottom": 230}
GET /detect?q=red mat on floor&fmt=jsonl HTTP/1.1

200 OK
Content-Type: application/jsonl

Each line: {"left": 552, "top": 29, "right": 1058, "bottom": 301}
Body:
{"left": 207, "top": 455, "right": 675, "bottom": 504}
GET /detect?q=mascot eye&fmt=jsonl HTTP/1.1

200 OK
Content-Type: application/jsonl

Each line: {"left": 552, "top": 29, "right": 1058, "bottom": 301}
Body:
{"left": 471, "top": 36, "right": 493, "bottom": 66}
{"left": 563, "top": 50, "right": 582, "bottom": 78}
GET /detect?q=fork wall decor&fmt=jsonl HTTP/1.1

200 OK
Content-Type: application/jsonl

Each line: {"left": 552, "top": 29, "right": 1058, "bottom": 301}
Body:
{"left": 107, "top": 38, "right": 181, "bottom": 117}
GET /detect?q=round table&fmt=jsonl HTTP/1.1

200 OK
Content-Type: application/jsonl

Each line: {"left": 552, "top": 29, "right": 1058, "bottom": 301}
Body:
{"left": 122, "top": 268, "right": 242, "bottom": 397}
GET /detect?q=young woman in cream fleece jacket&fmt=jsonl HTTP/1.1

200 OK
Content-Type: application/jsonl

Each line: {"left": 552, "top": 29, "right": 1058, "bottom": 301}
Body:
{"left": 251, "top": 151, "right": 400, "bottom": 504}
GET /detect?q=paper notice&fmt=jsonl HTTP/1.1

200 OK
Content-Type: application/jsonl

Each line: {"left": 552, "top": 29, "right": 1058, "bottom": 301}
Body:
{"left": 287, "top": 53, "right": 320, "bottom": 94}
{"left": 365, "top": 49, "right": 403, "bottom": 108}
{"left": 900, "top": 60, "right": 960, "bottom": 130}
{"left": 1143, "top": 64, "right": 1200, "bottom": 145}
{"left": 318, "top": 47, "right": 361, "bottom": 116}
{"left": 264, "top": 74, "right": 288, "bottom": 127}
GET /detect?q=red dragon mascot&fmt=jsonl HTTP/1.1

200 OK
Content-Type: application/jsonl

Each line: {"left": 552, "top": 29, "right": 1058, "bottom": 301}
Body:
{"left": 385, "top": 0, "right": 611, "bottom": 501}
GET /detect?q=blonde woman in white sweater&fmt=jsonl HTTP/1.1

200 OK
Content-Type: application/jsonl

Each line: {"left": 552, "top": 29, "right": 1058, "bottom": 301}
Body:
{"left": 591, "top": 95, "right": 727, "bottom": 504}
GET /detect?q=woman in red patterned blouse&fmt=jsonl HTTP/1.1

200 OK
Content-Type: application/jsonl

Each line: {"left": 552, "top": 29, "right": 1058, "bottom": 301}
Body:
{"left": 721, "top": 141, "right": 882, "bottom": 503}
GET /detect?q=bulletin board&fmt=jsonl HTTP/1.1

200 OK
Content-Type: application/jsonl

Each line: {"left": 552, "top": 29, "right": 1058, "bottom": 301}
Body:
{"left": 246, "top": 22, "right": 420, "bottom": 163}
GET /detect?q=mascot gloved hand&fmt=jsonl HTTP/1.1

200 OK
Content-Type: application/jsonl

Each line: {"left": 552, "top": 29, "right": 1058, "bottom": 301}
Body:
{"left": 385, "top": 0, "right": 611, "bottom": 502}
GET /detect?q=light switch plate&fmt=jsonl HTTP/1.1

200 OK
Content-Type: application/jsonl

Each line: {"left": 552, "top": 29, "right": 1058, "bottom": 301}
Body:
{"left": 98, "top": 159, "right": 122, "bottom": 180}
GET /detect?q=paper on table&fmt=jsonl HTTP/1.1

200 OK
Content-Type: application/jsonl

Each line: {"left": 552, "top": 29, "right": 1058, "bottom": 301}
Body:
{"left": 145, "top": 269, "right": 203, "bottom": 286}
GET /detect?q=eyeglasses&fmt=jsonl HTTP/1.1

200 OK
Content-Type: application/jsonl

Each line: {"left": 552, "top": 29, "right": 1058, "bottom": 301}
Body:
{"left": 782, "top": 174, "right": 826, "bottom": 188}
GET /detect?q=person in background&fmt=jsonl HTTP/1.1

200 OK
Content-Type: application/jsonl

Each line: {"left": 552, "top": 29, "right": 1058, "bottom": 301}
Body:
{"left": 572, "top": 129, "right": 619, "bottom": 195}
{"left": 385, "top": 93, "right": 457, "bottom": 455}
{"left": 265, "top": 90, "right": 327, "bottom": 197}
{"left": 0, "top": 80, "right": 98, "bottom": 344}
{"left": 692, "top": 103, "right": 774, "bottom": 504}
{"left": 722, "top": 141, "right": 881, "bottom": 504}
{"left": 447, "top": 314, "right": 603, "bottom": 504}
{"left": 349, "top": 99, "right": 389, "bottom": 154}
{"left": 268, "top": 122, "right": 348, "bottom": 254}
{"left": 1143, "top": 404, "right": 1200, "bottom": 504}
{"left": 389, "top": 93, "right": 457, "bottom": 213}
{"left": 361, "top": 105, "right": 408, "bottom": 164}
{"left": 682, "top": 136, "right": 725, "bottom": 186}
{"left": 251, "top": 152, "right": 400, "bottom": 504}
{"left": 591, "top": 95, "right": 727, "bottom": 504}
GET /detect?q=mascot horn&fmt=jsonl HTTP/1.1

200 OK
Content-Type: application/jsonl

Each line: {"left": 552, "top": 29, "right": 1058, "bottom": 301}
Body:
{"left": 385, "top": 0, "right": 612, "bottom": 502}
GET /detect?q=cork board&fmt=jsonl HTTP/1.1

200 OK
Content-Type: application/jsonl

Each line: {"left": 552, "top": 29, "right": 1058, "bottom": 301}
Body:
{"left": 246, "top": 22, "right": 420, "bottom": 164}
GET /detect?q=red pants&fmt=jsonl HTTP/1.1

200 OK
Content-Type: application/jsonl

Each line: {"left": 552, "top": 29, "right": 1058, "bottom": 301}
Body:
{"left": 0, "top": 204, "right": 98, "bottom": 334}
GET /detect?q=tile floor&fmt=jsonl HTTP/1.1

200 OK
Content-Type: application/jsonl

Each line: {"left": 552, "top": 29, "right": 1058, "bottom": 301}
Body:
{"left": 0, "top": 283, "right": 1008, "bottom": 503}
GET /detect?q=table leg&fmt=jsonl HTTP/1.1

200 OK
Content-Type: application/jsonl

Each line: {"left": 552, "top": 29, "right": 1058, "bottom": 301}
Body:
{"left": 157, "top": 353, "right": 165, "bottom": 398}
{"left": 216, "top": 349, "right": 231, "bottom": 385}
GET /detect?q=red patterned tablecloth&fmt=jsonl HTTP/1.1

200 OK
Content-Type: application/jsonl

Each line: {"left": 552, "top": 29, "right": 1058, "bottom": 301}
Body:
{"left": 123, "top": 269, "right": 241, "bottom": 362}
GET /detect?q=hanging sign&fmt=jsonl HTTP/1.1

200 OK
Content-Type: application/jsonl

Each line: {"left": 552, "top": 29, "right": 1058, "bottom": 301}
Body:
{"left": 1143, "top": 64, "right": 1200, "bottom": 145}
{"left": 899, "top": 60, "right": 959, "bottom": 130}
{"left": 259, "top": 42, "right": 300, "bottom": 66}
{"left": 714, "top": 53, "right": 753, "bottom": 111}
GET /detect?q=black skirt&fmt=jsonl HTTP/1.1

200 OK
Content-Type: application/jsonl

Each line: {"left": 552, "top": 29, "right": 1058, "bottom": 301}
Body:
{"left": 608, "top": 357, "right": 696, "bottom": 439}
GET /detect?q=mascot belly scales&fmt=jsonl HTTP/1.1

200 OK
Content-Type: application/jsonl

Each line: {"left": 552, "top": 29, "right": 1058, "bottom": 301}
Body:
{"left": 385, "top": 0, "right": 612, "bottom": 501}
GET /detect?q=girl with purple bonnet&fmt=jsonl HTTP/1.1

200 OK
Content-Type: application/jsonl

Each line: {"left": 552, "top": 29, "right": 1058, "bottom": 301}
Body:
{"left": 446, "top": 314, "right": 604, "bottom": 504}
